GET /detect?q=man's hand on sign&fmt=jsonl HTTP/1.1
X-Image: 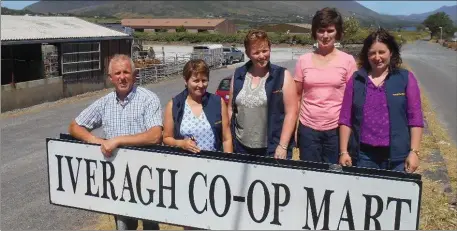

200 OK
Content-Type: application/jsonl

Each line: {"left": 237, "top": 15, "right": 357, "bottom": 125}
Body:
{"left": 100, "top": 138, "right": 120, "bottom": 157}
{"left": 405, "top": 151, "right": 419, "bottom": 173}
{"left": 274, "top": 145, "right": 287, "bottom": 159}
{"left": 180, "top": 138, "right": 201, "bottom": 153}
{"left": 339, "top": 152, "right": 352, "bottom": 167}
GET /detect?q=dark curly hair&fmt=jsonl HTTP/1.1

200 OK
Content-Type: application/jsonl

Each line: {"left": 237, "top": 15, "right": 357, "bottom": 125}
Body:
{"left": 358, "top": 28, "right": 402, "bottom": 73}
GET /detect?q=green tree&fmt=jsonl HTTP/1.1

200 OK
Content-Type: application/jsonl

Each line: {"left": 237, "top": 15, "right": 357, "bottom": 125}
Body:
{"left": 423, "top": 12, "right": 454, "bottom": 39}
{"left": 416, "top": 24, "right": 426, "bottom": 32}
{"left": 343, "top": 16, "right": 360, "bottom": 38}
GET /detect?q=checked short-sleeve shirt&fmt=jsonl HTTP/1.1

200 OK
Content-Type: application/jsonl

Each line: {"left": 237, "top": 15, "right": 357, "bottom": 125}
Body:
{"left": 75, "top": 86, "right": 162, "bottom": 139}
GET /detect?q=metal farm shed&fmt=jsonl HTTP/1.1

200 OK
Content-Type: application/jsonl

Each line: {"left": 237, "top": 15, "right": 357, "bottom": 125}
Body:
{"left": 1, "top": 15, "right": 133, "bottom": 112}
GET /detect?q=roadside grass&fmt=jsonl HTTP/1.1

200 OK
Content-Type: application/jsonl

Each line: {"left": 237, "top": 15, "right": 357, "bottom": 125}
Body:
{"left": 418, "top": 90, "right": 457, "bottom": 230}
{"left": 403, "top": 63, "right": 457, "bottom": 230}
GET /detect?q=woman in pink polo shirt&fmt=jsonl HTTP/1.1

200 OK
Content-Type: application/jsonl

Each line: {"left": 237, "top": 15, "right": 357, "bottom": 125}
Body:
{"left": 294, "top": 7, "right": 357, "bottom": 164}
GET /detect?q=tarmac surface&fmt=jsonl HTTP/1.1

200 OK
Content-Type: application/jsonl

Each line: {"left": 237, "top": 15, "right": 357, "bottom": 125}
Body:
{"left": 401, "top": 40, "right": 457, "bottom": 144}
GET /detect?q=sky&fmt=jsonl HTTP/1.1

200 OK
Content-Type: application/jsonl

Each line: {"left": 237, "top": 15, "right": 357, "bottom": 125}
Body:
{"left": 357, "top": 1, "right": 457, "bottom": 15}
{"left": 1, "top": 1, "right": 456, "bottom": 16}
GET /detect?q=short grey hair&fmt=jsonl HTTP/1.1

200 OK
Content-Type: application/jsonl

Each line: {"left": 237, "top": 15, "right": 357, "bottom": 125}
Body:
{"left": 108, "top": 54, "right": 135, "bottom": 75}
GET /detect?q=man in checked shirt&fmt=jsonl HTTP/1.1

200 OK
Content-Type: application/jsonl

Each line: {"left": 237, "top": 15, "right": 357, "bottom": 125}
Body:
{"left": 68, "top": 54, "right": 162, "bottom": 230}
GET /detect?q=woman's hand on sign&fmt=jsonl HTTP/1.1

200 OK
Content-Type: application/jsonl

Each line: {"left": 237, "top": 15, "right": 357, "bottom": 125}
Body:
{"left": 405, "top": 151, "right": 419, "bottom": 173}
{"left": 180, "top": 138, "right": 201, "bottom": 153}
{"left": 100, "top": 138, "right": 120, "bottom": 157}
{"left": 339, "top": 152, "right": 352, "bottom": 167}
{"left": 274, "top": 145, "right": 287, "bottom": 159}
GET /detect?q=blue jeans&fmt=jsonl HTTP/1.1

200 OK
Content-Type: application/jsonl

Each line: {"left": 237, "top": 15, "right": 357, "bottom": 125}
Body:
{"left": 298, "top": 123, "right": 339, "bottom": 164}
{"left": 357, "top": 143, "right": 405, "bottom": 172}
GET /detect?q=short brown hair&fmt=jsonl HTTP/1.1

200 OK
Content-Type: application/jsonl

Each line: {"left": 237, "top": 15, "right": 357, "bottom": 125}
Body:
{"left": 244, "top": 29, "right": 271, "bottom": 52}
{"left": 182, "top": 59, "right": 210, "bottom": 81}
{"left": 311, "top": 7, "right": 343, "bottom": 40}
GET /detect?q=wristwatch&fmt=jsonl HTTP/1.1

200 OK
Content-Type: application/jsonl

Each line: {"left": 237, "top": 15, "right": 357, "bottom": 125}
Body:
{"left": 410, "top": 149, "right": 420, "bottom": 156}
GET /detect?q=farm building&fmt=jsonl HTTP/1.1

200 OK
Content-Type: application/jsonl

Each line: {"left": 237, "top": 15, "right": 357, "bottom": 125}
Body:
{"left": 1, "top": 15, "right": 133, "bottom": 112}
{"left": 121, "top": 18, "right": 237, "bottom": 34}
{"left": 258, "top": 23, "right": 312, "bottom": 34}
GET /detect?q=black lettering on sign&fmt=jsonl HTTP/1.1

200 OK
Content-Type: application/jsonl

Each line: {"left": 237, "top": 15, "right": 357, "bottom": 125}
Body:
{"left": 270, "top": 183, "right": 290, "bottom": 226}
{"left": 65, "top": 156, "right": 83, "bottom": 194}
{"left": 156, "top": 168, "right": 178, "bottom": 209}
{"left": 101, "top": 161, "right": 117, "bottom": 200}
{"left": 136, "top": 165, "right": 155, "bottom": 206}
{"left": 387, "top": 197, "right": 412, "bottom": 230}
{"left": 56, "top": 155, "right": 65, "bottom": 192}
{"left": 337, "top": 191, "right": 355, "bottom": 230}
{"left": 189, "top": 172, "right": 208, "bottom": 214}
{"left": 119, "top": 164, "right": 137, "bottom": 203}
{"left": 302, "top": 187, "right": 334, "bottom": 230}
{"left": 363, "top": 194, "right": 383, "bottom": 230}
{"left": 84, "top": 158, "right": 99, "bottom": 197}
{"left": 247, "top": 180, "right": 270, "bottom": 223}
{"left": 209, "top": 175, "right": 231, "bottom": 217}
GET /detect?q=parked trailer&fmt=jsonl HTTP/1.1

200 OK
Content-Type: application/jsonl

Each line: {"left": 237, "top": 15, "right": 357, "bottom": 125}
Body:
{"left": 191, "top": 44, "right": 224, "bottom": 68}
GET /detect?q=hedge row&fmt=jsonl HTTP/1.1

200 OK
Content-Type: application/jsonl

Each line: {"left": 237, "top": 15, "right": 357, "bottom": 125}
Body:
{"left": 133, "top": 30, "right": 428, "bottom": 45}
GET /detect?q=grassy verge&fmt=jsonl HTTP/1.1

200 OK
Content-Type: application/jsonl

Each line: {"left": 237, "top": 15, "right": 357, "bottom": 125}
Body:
{"left": 417, "top": 90, "right": 457, "bottom": 230}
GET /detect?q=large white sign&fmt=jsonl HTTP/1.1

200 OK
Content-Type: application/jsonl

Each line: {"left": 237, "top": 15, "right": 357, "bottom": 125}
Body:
{"left": 47, "top": 138, "right": 421, "bottom": 230}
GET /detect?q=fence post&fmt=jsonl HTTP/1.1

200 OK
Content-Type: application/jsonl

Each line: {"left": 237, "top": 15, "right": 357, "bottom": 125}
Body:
{"left": 162, "top": 47, "right": 165, "bottom": 64}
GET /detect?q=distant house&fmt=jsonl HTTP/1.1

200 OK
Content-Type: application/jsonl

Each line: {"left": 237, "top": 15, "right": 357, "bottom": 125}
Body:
{"left": 121, "top": 18, "right": 237, "bottom": 34}
{"left": 1, "top": 15, "right": 133, "bottom": 112}
{"left": 259, "top": 23, "right": 312, "bottom": 34}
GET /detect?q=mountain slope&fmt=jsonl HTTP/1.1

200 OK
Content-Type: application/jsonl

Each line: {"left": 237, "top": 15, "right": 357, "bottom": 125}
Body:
{"left": 395, "top": 5, "right": 457, "bottom": 23}
{"left": 25, "top": 1, "right": 417, "bottom": 27}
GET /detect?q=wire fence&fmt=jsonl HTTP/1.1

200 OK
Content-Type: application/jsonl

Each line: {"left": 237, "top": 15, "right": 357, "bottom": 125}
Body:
{"left": 135, "top": 49, "right": 227, "bottom": 86}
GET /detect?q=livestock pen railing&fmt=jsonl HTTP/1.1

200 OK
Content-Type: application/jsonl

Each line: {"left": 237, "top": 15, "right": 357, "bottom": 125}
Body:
{"left": 135, "top": 51, "right": 227, "bottom": 86}
{"left": 135, "top": 53, "right": 191, "bottom": 85}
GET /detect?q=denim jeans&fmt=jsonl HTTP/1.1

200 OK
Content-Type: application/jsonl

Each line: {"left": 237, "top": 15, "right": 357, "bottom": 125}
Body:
{"left": 357, "top": 143, "right": 405, "bottom": 172}
{"left": 115, "top": 215, "right": 160, "bottom": 230}
{"left": 297, "top": 123, "right": 339, "bottom": 164}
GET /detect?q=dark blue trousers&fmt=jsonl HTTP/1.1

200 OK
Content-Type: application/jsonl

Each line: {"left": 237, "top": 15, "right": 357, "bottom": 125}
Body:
{"left": 298, "top": 123, "right": 339, "bottom": 164}
{"left": 357, "top": 143, "right": 405, "bottom": 172}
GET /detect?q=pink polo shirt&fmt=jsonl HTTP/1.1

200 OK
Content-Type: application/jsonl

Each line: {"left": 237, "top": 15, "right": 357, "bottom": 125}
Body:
{"left": 294, "top": 50, "right": 357, "bottom": 131}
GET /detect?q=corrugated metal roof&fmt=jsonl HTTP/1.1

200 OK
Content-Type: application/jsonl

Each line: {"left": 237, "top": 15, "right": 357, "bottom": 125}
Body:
{"left": 1, "top": 15, "right": 130, "bottom": 41}
{"left": 121, "top": 18, "right": 226, "bottom": 28}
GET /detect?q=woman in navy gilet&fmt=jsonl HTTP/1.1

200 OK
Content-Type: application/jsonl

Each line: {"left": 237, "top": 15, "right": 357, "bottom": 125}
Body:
{"left": 228, "top": 29, "right": 298, "bottom": 159}
{"left": 163, "top": 59, "right": 233, "bottom": 153}
{"left": 338, "top": 29, "right": 424, "bottom": 173}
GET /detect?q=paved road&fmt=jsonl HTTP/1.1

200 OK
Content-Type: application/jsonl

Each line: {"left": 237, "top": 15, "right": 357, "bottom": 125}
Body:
{"left": 0, "top": 60, "right": 296, "bottom": 230}
{"left": 402, "top": 41, "right": 457, "bottom": 144}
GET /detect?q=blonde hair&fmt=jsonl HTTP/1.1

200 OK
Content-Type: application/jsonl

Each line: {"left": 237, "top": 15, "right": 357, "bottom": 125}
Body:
{"left": 108, "top": 54, "right": 135, "bottom": 75}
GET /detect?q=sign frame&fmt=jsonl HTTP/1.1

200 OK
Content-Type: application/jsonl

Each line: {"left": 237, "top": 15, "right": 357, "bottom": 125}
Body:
{"left": 47, "top": 134, "right": 422, "bottom": 230}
